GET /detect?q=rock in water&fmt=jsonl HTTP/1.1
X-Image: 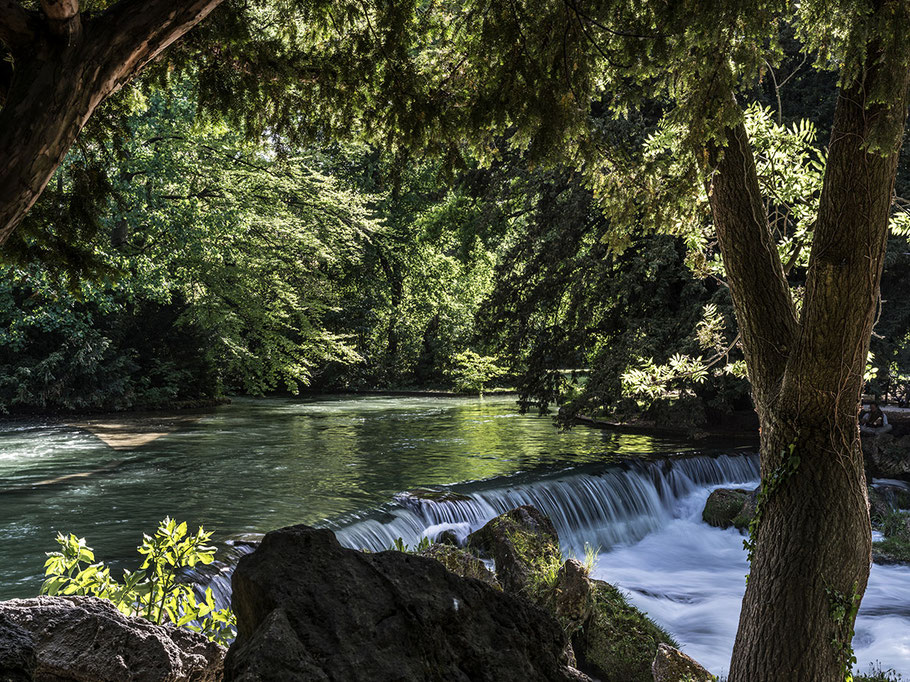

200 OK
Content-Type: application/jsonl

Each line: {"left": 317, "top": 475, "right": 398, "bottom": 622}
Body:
{"left": 466, "top": 504, "right": 561, "bottom": 595}
{"left": 863, "top": 433, "right": 910, "bottom": 480}
{"left": 551, "top": 559, "right": 594, "bottom": 633}
{"left": 0, "top": 596, "right": 224, "bottom": 682}
{"left": 651, "top": 643, "right": 714, "bottom": 682}
{"left": 702, "top": 488, "right": 753, "bottom": 530}
{"left": 224, "top": 524, "right": 589, "bottom": 682}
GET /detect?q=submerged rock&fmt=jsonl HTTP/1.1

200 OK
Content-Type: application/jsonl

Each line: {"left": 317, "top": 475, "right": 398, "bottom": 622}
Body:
{"left": 398, "top": 488, "right": 473, "bottom": 510}
{"left": 225, "top": 524, "right": 590, "bottom": 681}
{"left": 651, "top": 643, "right": 714, "bottom": 682}
{"left": 0, "top": 596, "right": 224, "bottom": 682}
{"left": 572, "top": 580, "right": 678, "bottom": 682}
{"left": 702, "top": 487, "right": 755, "bottom": 531}
{"left": 467, "top": 504, "right": 561, "bottom": 595}
{"left": 416, "top": 543, "right": 500, "bottom": 589}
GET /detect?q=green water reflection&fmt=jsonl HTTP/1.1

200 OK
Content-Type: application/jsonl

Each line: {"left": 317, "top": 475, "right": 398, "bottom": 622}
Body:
{"left": 0, "top": 395, "right": 737, "bottom": 600}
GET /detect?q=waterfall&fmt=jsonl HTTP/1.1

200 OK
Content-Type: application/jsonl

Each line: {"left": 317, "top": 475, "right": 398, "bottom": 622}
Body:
{"left": 330, "top": 452, "right": 759, "bottom": 555}
{"left": 196, "top": 451, "right": 759, "bottom": 609}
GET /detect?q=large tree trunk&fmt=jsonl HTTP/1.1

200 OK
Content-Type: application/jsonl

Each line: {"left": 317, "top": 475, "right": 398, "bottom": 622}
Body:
{"left": 0, "top": 0, "right": 224, "bottom": 243}
{"left": 706, "top": 35, "right": 910, "bottom": 682}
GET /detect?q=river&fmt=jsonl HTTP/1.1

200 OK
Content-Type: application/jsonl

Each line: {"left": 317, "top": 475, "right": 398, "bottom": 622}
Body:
{"left": 1, "top": 395, "right": 907, "bottom": 678}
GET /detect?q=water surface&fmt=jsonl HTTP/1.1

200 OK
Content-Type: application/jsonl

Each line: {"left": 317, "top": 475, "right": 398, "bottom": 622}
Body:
{"left": 0, "top": 395, "right": 703, "bottom": 600}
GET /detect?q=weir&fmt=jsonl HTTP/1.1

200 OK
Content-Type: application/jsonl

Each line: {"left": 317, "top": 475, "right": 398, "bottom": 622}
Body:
{"left": 330, "top": 452, "right": 760, "bottom": 554}
{"left": 199, "top": 451, "right": 759, "bottom": 608}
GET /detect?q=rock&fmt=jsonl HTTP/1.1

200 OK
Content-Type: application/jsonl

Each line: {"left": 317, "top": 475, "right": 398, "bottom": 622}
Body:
{"left": 225, "top": 524, "right": 590, "bottom": 682}
{"left": 0, "top": 612, "right": 35, "bottom": 681}
{"left": 702, "top": 488, "right": 751, "bottom": 530}
{"left": 416, "top": 543, "right": 501, "bottom": 589}
{"left": 572, "top": 580, "right": 677, "bottom": 682}
{"left": 871, "top": 482, "right": 910, "bottom": 512}
{"left": 551, "top": 559, "right": 594, "bottom": 633}
{"left": 467, "top": 505, "right": 561, "bottom": 595}
{"left": 869, "top": 485, "right": 894, "bottom": 523}
{"left": 872, "top": 537, "right": 910, "bottom": 564}
{"left": 435, "top": 529, "right": 461, "bottom": 546}
{"left": 651, "top": 643, "right": 714, "bottom": 682}
{"left": 862, "top": 433, "right": 910, "bottom": 480}
{"left": 0, "top": 596, "right": 224, "bottom": 682}
{"left": 398, "top": 488, "right": 473, "bottom": 511}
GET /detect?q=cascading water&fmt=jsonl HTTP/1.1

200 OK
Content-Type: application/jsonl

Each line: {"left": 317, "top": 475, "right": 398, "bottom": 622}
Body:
{"left": 201, "top": 450, "right": 909, "bottom": 677}
{"left": 329, "top": 453, "right": 761, "bottom": 555}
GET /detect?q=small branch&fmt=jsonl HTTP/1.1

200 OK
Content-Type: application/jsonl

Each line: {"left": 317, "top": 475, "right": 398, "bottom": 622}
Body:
{"left": 40, "top": 0, "right": 80, "bottom": 41}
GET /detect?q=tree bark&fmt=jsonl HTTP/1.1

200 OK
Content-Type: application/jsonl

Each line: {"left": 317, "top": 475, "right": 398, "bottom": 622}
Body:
{"left": 706, "top": 31, "right": 910, "bottom": 682}
{"left": 0, "top": 0, "right": 225, "bottom": 244}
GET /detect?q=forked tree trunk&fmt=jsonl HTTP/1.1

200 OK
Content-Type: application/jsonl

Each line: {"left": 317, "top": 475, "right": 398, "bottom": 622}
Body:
{"left": 706, "top": 36, "right": 910, "bottom": 682}
{"left": 0, "top": 0, "right": 224, "bottom": 243}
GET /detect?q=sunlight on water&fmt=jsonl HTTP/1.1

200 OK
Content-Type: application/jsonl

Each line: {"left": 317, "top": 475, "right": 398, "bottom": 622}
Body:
{"left": 0, "top": 395, "right": 702, "bottom": 600}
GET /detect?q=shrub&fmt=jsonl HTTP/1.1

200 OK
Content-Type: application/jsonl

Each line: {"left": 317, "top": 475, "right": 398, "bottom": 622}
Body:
{"left": 41, "top": 517, "right": 235, "bottom": 645}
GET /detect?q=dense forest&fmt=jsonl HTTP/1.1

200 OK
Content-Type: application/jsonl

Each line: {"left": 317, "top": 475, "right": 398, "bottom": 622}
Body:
{"left": 2, "top": 61, "right": 910, "bottom": 430}
{"left": 3, "top": 1, "right": 910, "bottom": 680}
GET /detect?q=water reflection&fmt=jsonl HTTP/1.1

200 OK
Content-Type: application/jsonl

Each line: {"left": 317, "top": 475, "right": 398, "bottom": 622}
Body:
{"left": 0, "top": 395, "right": 729, "bottom": 599}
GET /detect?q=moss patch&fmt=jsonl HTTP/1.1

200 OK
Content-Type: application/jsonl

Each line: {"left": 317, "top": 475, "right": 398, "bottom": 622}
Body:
{"left": 702, "top": 488, "right": 750, "bottom": 530}
{"left": 573, "top": 580, "right": 677, "bottom": 682}
{"left": 417, "top": 544, "right": 501, "bottom": 589}
{"left": 872, "top": 537, "right": 910, "bottom": 564}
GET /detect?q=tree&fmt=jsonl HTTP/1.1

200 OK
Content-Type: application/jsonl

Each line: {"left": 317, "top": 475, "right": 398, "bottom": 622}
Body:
{"left": 0, "top": 0, "right": 226, "bottom": 241}
{"left": 378, "top": 1, "right": 908, "bottom": 679}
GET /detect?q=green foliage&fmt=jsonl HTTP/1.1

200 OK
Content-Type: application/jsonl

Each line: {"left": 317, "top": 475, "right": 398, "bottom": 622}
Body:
{"left": 826, "top": 582, "right": 861, "bottom": 682}
{"left": 390, "top": 536, "right": 431, "bottom": 553}
{"left": 41, "top": 518, "right": 235, "bottom": 646}
{"left": 447, "top": 350, "right": 508, "bottom": 395}
{"left": 854, "top": 663, "right": 904, "bottom": 682}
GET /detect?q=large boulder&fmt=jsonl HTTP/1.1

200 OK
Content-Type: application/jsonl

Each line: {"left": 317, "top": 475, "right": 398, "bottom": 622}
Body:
{"left": 0, "top": 596, "right": 224, "bottom": 682}
{"left": 0, "top": 612, "right": 35, "bottom": 681}
{"left": 651, "top": 643, "right": 714, "bottom": 682}
{"left": 467, "top": 505, "right": 561, "bottom": 595}
{"left": 702, "top": 488, "right": 753, "bottom": 530}
{"left": 862, "top": 433, "right": 910, "bottom": 480}
{"left": 416, "top": 543, "right": 501, "bottom": 589}
{"left": 572, "top": 580, "right": 678, "bottom": 682}
{"left": 224, "top": 524, "right": 590, "bottom": 682}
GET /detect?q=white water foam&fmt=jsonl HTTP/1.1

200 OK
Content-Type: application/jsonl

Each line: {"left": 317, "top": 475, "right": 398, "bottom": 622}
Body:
{"left": 595, "top": 482, "right": 910, "bottom": 678}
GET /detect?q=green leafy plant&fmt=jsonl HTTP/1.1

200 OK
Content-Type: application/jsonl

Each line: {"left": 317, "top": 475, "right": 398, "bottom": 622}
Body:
{"left": 390, "top": 536, "right": 431, "bottom": 553}
{"left": 447, "top": 350, "right": 508, "bottom": 394}
{"left": 41, "top": 517, "right": 236, "bottom": 645}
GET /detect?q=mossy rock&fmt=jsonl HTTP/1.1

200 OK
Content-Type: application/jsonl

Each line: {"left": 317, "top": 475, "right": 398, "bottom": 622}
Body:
{"left": 416, "top": 543, "right": 501, "bottom": 589}
{"left": 702, "top": 488, "right": 751, "bottom": 530}
{"left": 467, "top": 505, "right": 562, "bottom": 596}
{"left": 572, "top": 580, "right": 677, "bottom": 682}
{"left": 651, "top": 643, "right": 714, "bottom": 682}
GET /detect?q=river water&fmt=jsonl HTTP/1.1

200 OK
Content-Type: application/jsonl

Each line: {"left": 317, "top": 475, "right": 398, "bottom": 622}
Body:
{"left": 1, "top": 395, "right": 907, "bottom": 677}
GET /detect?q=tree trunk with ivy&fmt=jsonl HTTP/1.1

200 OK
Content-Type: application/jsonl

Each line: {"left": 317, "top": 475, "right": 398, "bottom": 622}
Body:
{"left": 707, "top": 37, "right": 910, "bottom": 682}
{"left": 0, "top": 0, "right": 224, "bottom": 244}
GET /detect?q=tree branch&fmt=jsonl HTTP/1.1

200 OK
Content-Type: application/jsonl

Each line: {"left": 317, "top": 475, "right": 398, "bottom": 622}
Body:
{"left": 706, "top": 115, "right": 799, "bottom": 411}
{"left": 40, "top": 0, "right": 80, "bottom": 41}
{"left": 91, "top": 0, "right": 225, "bottom": 91}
